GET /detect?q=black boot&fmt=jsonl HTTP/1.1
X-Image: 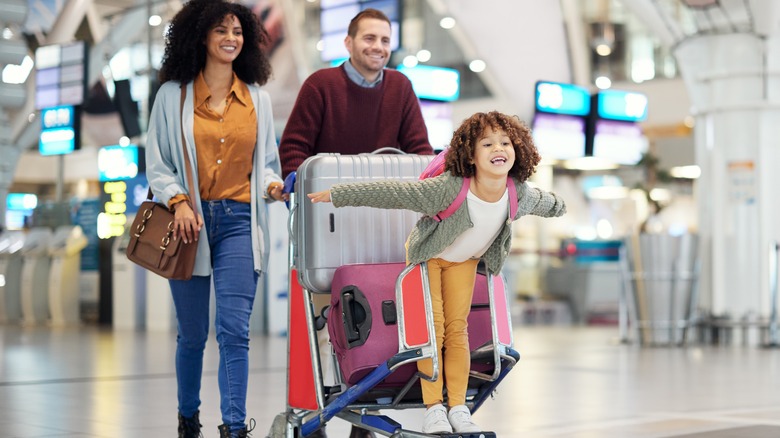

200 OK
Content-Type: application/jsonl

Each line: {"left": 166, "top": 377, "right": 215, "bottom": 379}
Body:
{"left": 218, "top": 419, "right": 255, "bottom": 438}
{"left": 177, "top": 411, "right": 203, "bottom": 438}
{"left": 349, "top": 425, "right": 376, "bottom": 438}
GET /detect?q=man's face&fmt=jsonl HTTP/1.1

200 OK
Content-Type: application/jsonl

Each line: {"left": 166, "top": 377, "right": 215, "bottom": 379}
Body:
{"left": 344, "top": 18, "right": 391, "bottom": 81}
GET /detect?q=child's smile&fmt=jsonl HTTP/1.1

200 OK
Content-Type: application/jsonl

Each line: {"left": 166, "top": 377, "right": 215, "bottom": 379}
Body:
{"left": 473, "top": 127, "right": 515, "bottom": 177}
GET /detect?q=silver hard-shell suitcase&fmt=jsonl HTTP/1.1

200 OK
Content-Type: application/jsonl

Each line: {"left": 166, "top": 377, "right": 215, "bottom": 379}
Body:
{"left": 294, "top": 152, "right": 434, "bottom": 294}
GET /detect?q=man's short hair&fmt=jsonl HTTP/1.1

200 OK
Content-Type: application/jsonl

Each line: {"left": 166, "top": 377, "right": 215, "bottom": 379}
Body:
{"left": 347, "top": 8, "right": 391, "bottom": 37}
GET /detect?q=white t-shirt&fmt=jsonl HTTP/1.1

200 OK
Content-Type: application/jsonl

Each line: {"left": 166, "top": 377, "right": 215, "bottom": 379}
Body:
{"left": 435, "top": 189, "right": 509, "bottom": 262}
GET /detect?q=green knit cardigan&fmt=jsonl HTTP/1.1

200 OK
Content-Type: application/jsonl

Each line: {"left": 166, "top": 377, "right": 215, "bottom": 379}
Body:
{"left": 330, "top": 173, "right": 566, "bottom": 275}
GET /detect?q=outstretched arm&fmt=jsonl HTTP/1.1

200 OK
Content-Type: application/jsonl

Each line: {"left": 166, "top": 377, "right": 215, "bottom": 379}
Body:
{"left": 308, "top": 190, "right": 331, "bottom": 203}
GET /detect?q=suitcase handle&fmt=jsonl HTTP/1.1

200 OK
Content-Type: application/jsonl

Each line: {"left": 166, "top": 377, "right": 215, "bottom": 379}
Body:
{"left": 369, "top": 147, "right": 406, "bottom": 155}
{"left": 341, "top": 286, "right": 372, "bottom": 348}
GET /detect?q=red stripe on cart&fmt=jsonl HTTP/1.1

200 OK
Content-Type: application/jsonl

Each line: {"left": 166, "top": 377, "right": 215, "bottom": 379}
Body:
{"left": 402, "top": 264, "right": 430, "bottom": 347}
{"left": 287, "top": 269, "right": 319, "bottom": 410}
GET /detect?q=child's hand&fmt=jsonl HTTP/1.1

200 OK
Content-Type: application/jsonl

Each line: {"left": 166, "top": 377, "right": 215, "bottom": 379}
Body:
{"left": 307, "top": 190, "right": 332, "bottom": 203}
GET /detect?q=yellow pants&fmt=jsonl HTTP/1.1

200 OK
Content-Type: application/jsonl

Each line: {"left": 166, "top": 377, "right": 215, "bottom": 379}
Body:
{"left": 417, "top": 257, "right": 479, "bottom": 407}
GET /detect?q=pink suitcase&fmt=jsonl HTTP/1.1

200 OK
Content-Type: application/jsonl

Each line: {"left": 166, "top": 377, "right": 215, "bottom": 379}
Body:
{"left": 328, "top": 262, "right": 494, "bottom": 386}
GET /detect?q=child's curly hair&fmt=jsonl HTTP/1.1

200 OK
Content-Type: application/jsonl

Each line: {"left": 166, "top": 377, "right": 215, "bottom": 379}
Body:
{"left": 159, "top": 0, "right": 272, "bottom": 86}
{"left": 444, "top": 111, "right": 541, "bottom": 182}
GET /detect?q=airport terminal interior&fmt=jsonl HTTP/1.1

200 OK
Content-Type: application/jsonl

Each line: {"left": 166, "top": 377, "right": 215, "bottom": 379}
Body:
{"left": 2, "top": 0, "right": 780, "bottom": 437}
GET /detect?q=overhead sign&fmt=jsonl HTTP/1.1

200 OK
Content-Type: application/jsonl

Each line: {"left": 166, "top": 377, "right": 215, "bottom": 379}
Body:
{"left": 535, "top": 81, "right": 590, "bottom": 117}
{"left": 596, "top": 89, "right": 648, "bottom": 122}
{"left": 39, "top": 105, "right": 79, "bottom": 155}
{"left": 397, "top": 65, "right": 460, "bottom": 102}
{"left": 98, "top": 145, "right": 141, "bottom": 181}
{"left": 34, "top": 41, "right": 87, "bottom": 109}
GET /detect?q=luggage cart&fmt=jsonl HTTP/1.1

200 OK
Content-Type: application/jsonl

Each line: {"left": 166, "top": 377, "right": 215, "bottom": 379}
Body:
{"left": 267, "top": 151, "right": 520, "bottom": 437}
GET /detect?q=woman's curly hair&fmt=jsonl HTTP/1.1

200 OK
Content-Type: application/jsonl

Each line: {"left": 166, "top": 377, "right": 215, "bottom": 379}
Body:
{"left": 159, "top": 0, "right": 272, "bottom": 86}
{"left": 444, "top": 111, "right": 541, "bottom": 182}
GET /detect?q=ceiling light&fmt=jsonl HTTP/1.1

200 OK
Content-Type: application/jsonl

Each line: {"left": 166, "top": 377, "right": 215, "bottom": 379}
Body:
{"left": 439, "top": 17, "right": 456, "bottom": 29}
{"left": 148, "top": 15, "right": 162, "bottom": 26}
{"left": 402, "top": 55, "right": 418, "bottom": 68}
{"left": 595, "top": 76, "right": 612, "bottom": 89}
{"left": 416, "top": 49, "right": 431, "bottom": 62}
{"left": 595, "top": 44, "right": 612, "bottom": 56}
{"left": 669, "top": 165, "right": 701, "bottom": 179}
{"left": 316, "top": 40, "right": 324, "bottom": 51}
{"left": 649, "top": 188, "right": 671, "bottom": 202}
{"left": 2, "top": 27, "right": 12, "bottom": 39}
{"left": 469, "top": 59, "right": 486, "bottom": 73}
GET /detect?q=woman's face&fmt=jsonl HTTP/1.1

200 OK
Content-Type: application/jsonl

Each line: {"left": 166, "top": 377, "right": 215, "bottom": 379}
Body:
{"left": 205, "top": 14, "right": 244, "bottom": 67}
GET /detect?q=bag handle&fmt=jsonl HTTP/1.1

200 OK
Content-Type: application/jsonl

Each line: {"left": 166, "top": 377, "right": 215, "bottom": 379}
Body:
{"left": 145, "top": 85, "right": 195, "bottom": 205}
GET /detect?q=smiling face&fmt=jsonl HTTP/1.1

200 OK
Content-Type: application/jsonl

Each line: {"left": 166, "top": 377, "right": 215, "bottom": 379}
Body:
{"left": 471, "top": 127, "right": 516, "bottom": 179}
{"left": 205, "top": 14, "right": 244, "bottom": 67}
{"left": 344, "top": 17, "right": 391, "bottom": 82}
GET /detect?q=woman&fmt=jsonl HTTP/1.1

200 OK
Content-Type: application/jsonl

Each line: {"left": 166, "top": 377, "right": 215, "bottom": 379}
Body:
{"left": 145, "top": 1, "right": 284, "bottom": 436}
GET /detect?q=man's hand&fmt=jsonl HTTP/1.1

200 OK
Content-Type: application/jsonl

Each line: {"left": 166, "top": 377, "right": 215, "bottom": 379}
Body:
{"left": 307, "top": 190, "right": 332, "bottom": 203}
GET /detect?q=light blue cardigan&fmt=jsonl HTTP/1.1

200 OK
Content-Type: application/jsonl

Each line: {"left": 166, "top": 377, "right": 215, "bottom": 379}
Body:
{"left": 145, "top": 80, "right": 283, "bottom": 275}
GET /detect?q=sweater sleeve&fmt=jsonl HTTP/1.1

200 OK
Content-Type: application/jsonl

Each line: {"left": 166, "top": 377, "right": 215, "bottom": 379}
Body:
{"left": 279, "top": 79, "right": 324, "bottom": 178}
{"left": 516, "top": 181, "right": 567, "bottom": 219}
{"left": 330, "top": 177, "right": 452, "bottom": 216}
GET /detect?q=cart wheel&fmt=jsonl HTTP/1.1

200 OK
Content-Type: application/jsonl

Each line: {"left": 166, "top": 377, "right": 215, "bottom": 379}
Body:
{"left": 266, "top": 413, "right": 289, "bottom": 438}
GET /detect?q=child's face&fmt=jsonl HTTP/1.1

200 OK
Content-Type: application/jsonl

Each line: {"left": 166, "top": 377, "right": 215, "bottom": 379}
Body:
{"left": 471, "top": 127, "right": 515, "bottom": 179}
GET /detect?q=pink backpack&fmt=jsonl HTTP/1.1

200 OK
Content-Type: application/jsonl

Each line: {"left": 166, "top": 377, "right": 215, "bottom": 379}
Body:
{"left": 420, "top": 149, "right": 518, "bottom": 222}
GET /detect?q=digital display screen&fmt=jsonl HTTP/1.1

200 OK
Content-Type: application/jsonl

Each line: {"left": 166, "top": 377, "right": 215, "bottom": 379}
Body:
{"left": 419, "top": 100, "right": 453, "bottom": 151}
{"left": 531, "top": 113, "right": 586, "bottom": 161}
{"left": 320, "top": 21, "right": 399, "bottom": 61}
{"left": 591, "top": 119, "right": 648, "bottom": 165}
{"left": 597, "top": 89, "right": 648, "bottom": 122}
{"left": 319, "top": 0, "right": 400, "bottom": 62}
{"left": 39, "top": 105, "right": 79, "bottom": 155}
{"left": 98, "top": 145, "right": 140, "bottom": 181}
{"left": 397, "top": 65, "right": 460, "bottom": 102}
{"left": 36, "top": 87, "right": 59, "bottom": 109}
{"left": 34, "top": 41, "right": 87, "bottom": 108}
{"left": 535, "top": 81, "right": 590, "bottom": 116}
{"left": 36, "top": 68, "right": 59, "bottom": 87}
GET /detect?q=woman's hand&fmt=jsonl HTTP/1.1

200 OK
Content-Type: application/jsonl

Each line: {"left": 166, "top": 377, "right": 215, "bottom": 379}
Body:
{"left": 307, "top": 190, "right": 332, "bottom": 203}
{"left": 268, "top": 182, "right": 288, "bottom": 202}
{"left": 172, "top": 202, "right": 203, "bottom": 244}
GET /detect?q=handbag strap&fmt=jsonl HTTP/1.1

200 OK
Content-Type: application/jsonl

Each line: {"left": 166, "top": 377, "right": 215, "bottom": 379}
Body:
{"left": 145, "top": 84, "right": 195, "bottom": 204}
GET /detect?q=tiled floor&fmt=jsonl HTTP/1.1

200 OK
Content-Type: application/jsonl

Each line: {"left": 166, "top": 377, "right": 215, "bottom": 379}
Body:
{"left": 1, "top": 324, "right": 780, "bottom": 437}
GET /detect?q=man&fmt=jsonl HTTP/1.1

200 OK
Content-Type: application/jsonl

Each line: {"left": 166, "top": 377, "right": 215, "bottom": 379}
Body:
{"left": 279, "top": 8, "right": 434, "bottom": 438}
{"left": 279, "top": 8, "right": 433, "bottom": 178}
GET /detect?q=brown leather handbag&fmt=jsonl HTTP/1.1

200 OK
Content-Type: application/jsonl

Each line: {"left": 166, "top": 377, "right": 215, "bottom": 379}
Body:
{"left": 126, "top": 86, "right": 197, "bottom": 280}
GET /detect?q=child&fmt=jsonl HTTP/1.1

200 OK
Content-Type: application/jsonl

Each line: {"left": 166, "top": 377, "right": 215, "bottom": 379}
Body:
{"left": 308, "top": 111, "right": 566, "bottom": 434}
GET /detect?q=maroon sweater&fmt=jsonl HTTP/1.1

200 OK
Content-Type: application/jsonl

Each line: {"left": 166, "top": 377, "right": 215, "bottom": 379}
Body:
{"left": 279, "top": 65, "right": 433, "bottom": 177}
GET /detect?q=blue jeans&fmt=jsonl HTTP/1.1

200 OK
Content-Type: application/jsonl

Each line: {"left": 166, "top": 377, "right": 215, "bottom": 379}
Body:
{"left": 169, "top": 200, "right": 258, "bottom": 433}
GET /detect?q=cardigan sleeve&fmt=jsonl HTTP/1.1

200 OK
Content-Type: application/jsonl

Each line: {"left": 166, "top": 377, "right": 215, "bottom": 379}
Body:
{"left": 145, "top": 82, "right": 189, "bottom": 207}
{"left": 515, "top": 181, "right": 567, "bottom": 219}
{"left": 330, "top": 176, "right": 454, "bottom": 216}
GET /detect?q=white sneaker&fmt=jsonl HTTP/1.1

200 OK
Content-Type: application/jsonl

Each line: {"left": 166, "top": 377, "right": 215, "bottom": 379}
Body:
{"left": 422, "top": 404, "right": 453, "bottom": 434}
{"left": 448, "top": 405, "right": 481, "bottom": 433}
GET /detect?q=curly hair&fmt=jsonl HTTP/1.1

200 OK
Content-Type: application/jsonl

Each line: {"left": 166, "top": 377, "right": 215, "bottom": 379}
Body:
{"left": 159, "top": 0, "right": 272, "bottom": 86}
{"left": 444, "top": 111, "right": 541, "bottom": 182}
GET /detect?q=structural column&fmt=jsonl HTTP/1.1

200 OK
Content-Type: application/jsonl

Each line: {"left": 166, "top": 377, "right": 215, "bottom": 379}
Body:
{"left": 675, "top": 33, "right": 780, "bottom": 320}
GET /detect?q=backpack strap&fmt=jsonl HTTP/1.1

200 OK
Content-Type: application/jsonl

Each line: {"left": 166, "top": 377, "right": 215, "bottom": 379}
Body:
{"left": 433, "top": 177, "right": 518, "bottom": 222}
{"left": 433, "top": 177, "right": 470, "bottom": 222}
{"left": 507, "top": 178, "right": 518, "bottom": 220}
